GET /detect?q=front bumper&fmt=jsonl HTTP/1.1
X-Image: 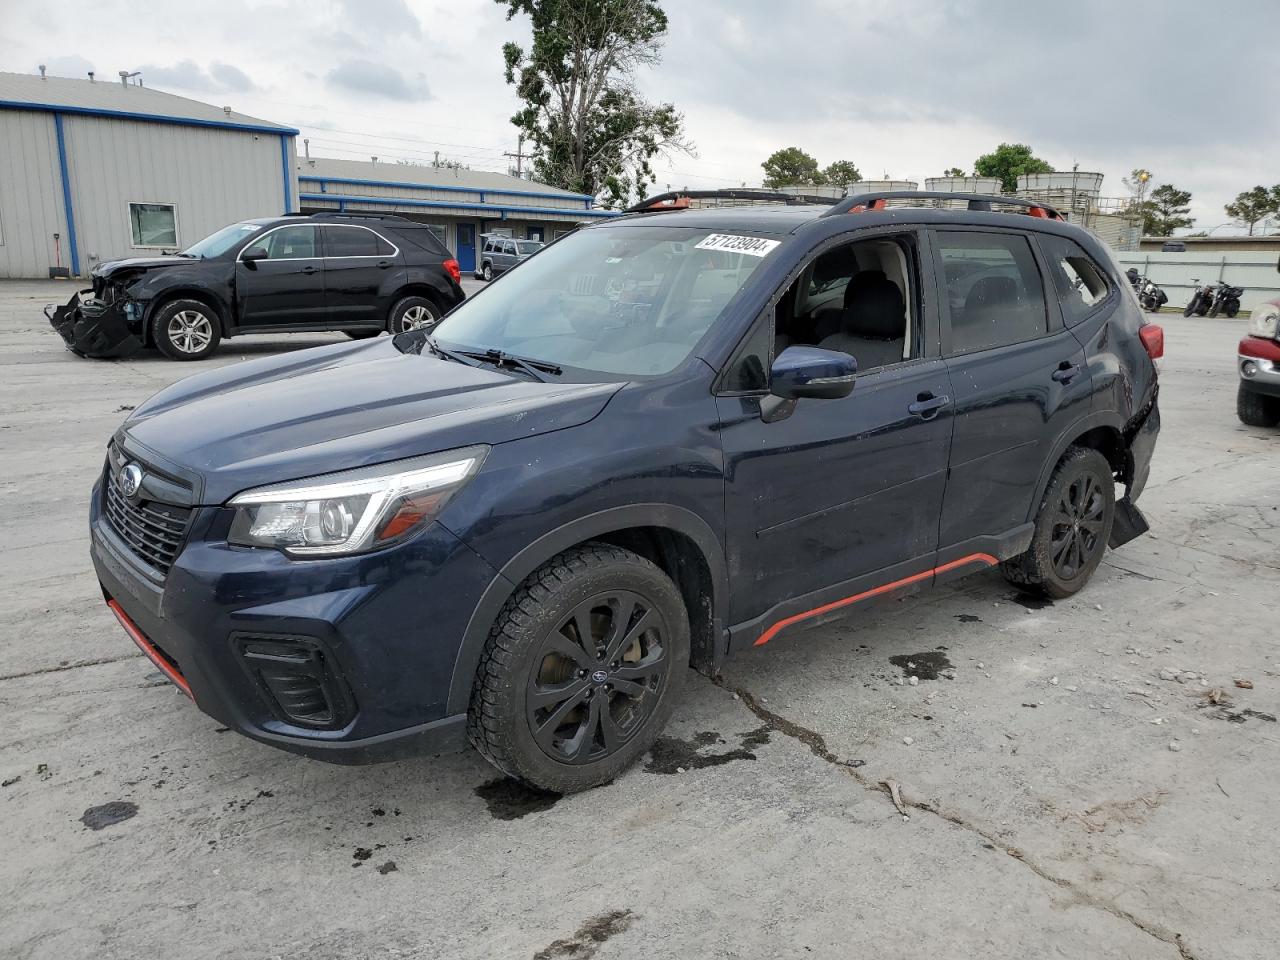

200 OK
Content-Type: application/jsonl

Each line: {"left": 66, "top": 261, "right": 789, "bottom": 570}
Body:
{"left": 90, "top": 471, "right": 500, "bottom": 763}
{"left": 46, "top": 290, "right": 145, "bottom": 359}
{"left": 1239, "top": 336, "right": 1280, "bottom": 398}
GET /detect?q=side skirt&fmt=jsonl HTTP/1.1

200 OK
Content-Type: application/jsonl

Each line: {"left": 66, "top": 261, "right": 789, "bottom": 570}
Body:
{"left": 729, "top": 524, "right": 1033, "bottom": 652}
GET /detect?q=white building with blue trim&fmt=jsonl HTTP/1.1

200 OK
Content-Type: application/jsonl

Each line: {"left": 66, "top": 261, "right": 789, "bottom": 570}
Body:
{"left": 0, "top": 71, "right": 299, "bottom": 279}
{"left": 296, "top": 157, "right": 615, "bottom": 275}
{"left": 0, "top": 69, "right": 618, "bottom": 280}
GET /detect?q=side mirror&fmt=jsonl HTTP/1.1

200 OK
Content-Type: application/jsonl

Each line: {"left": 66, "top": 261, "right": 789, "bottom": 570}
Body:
{"left": 241, "top": 246, "right": 269, "bottom": 266}
{"left": 760, "top": 346, "right": 857, "bottom": 423}
{"left": 770, "top": 346, "right": 858, "bottom": 400}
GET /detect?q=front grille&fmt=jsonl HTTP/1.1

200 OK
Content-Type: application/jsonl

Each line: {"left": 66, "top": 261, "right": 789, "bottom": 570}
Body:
{"left": 104, "top": 476, "right": 192, "bottom": 575}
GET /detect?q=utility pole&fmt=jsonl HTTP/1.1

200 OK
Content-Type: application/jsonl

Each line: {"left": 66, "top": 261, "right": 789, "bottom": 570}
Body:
{"left": 504, "top": 136, "right": 529, "bottom": 177}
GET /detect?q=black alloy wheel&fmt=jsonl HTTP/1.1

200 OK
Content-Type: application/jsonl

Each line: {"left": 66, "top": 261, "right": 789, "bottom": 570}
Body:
{"left": 1048, "top": 471, "right": 1107, "bottom": 581}
{"left": 526, "top": 590, "right": 670, "bottom": 765}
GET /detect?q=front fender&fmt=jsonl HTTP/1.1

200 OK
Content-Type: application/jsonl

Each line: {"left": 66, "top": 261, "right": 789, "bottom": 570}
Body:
{"left": 443, "top": 503, "right": 729, "bottom": 716}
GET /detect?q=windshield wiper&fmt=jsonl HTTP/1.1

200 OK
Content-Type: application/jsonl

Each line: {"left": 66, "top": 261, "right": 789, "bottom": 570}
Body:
{"left": 453, "top": 347, "right": 563, "bottom": 382}
{"left": 424, "top": 336, "right": 482, "bottom": 367}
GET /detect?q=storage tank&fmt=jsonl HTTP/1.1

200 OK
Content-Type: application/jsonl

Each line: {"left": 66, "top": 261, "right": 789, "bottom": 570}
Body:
{"left": 776, "top": 184, "right": 845, "bottom": 199}
{"left": 851, "top": 179, "right": 919, "bottom": 193}
{"left": 923, "top": 176, "right": 1002, "bottom": 195}
{"left": 1017, "top": 171, "right": 1104, "bottom": 196}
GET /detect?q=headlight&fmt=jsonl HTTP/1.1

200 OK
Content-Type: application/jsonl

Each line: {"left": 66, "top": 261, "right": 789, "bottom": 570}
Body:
{"left": 1249, "top": 304, "right": 1279, "bottom": 339}
{"left": 228, "top": 446, "right": 487, "bottom": 557}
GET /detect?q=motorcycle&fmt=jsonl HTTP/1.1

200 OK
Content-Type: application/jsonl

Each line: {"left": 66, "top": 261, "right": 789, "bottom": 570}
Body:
{"left": 1184, "top": 280, "right": 1243, "bottom": 318}
{"left": 1138, "top": 277, "right": 1168, "bottom": 313}
{"left": 1207, "top": 282, "right": 1243, "bottom": 318}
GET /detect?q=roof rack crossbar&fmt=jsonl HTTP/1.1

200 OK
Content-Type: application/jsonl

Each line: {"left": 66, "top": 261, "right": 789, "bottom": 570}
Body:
{"left": 822, "top": 191, "right": 1064, "bottom": 220}
{"left": 307, "top": 211, "right": 412, "bottom": 222}
{"left": 625, "top": 189, "right": 837, "bottom": 214}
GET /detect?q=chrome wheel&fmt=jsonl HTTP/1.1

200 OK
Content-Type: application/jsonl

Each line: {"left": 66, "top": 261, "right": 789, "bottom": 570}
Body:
{"left": 526, "top": 590, "right": 670, "bottom": 765}
{"left": 401, "top": 304, "right": 434, "bottom": 330}
{"left": 166, "top": 310, "right": 213, "bottom": 354}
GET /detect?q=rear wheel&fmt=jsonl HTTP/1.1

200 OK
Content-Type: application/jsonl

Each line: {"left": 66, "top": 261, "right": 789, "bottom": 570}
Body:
{"left": 482, "top": 263, "right": 493, "bottom": 282}
{"left": 151, "top": 299, "right": 221, "bottom": 361}
{"left": 1225, "top": 299, "right": 1241, "bottom": 318}
{"left": 1003, "top": 447, "right": 1115, "bottom": 600}
{"left": 468, "top": 543, "right": 689, "bottom": 793}
{"left": 387, "top": 295, "right": 440, "bottom": 335}
{"left": 1237, "top": 383, "right": 1280, "bottom": 427}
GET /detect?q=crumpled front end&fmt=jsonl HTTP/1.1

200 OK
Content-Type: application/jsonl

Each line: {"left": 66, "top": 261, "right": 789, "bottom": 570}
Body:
{"left": 45, "top": 283, "right": 146, "bottom": 359}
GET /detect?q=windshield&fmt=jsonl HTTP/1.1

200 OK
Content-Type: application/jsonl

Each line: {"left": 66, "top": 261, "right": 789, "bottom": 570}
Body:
{"left": 182, "top": 222, "right": 261, "bottom": 259}
{"left": 517, "top": 241, "right": 543, "bottom": 255}
{"left": 431, "top": 225, "right": 779, "bottom": 378}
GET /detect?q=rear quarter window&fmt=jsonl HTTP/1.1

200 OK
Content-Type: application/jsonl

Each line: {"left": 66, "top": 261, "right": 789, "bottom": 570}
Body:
{"left": 1037, "top": 234, "right": 1111, "bottom": 326}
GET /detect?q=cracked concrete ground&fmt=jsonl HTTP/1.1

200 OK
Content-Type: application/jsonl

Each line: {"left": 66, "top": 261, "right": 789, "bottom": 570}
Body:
{"left": 2, "top": 279, "right": 1278, "bottom": 960}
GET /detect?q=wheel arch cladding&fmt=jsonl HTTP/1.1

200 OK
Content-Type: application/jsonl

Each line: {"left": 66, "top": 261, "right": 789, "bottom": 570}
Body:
{"left": 445, "top": 505, "right": 728, "bottom": 716}
{"left": 1027, "top": 415, "right": 1126, "bottom": 524}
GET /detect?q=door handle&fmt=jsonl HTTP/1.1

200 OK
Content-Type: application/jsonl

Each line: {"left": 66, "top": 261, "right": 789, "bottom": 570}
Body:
{"left": 301, "top": 265, "right": 318, "bottom": 275}
{"left": 376, "top": 260, "right": 392, "bottom": 270}
{"left": 908, "top": 393, "right": 950, "bottom": 419}
{"left": 1052, "top": 361, "right": 1081, "bottom": 383}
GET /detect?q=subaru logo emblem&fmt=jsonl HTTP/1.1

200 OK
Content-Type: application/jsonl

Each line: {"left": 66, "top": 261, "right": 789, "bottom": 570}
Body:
{"left": 119, "top": 463, "right": 144, "bottom": 498}
{"left": 591, "top": 669, "right": 609, "bottom": 684}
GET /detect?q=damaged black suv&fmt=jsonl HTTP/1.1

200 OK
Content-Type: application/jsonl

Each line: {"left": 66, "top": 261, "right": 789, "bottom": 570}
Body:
{"left": 47, "top": 213, "right": 465, "bottom": 361}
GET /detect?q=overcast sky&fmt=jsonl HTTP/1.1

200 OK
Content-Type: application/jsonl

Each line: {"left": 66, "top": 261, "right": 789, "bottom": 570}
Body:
{"left": 3, "top": 0, "right": 1277, "bottom": 232}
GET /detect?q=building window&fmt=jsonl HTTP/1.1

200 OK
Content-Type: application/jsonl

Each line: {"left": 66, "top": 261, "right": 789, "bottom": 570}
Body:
{"left": 129, "top": 203, "right": 178, "bottom": 247}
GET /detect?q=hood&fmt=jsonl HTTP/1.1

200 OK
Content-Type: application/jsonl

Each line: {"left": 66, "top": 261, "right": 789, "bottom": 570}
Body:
{"left": 122, "top": 337, "right": 622, "bottom": 504}
{"left": 94, "top": 256, "right": 191, "bottom": 278}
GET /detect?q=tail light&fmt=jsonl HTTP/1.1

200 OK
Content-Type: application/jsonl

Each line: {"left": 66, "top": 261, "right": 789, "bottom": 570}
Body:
{"left": 443, "top": 258, "right": 461, "bottom": 284}
{"left": 1139, "top": 323, "right": 1164, "bottom": 360}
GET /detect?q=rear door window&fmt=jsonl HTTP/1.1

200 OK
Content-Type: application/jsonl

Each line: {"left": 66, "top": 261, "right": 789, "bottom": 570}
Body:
{"left": 936, "top": 231, "right": 1048, "bottom": 355}
{"left": 323, "top": 226, "right": 379, "bottom": 257}
{"left": 1037, "top": 234, "right": 1111, "bottom": 325}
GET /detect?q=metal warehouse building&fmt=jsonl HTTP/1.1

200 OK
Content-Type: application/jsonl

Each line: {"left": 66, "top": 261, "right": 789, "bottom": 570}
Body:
{"left": 0, "top": 71, "right": 297, "bottom": 279}
{"left": 296, "top": 157, "right": 615, "bottom": 275}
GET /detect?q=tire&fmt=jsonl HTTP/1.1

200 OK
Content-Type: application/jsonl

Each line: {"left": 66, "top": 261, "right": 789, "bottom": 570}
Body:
{"left": 468, "top": 543, "right": 689, "bottom": 794}
{"left": 1194, "top": 302, "right": 1209, "bottom": 317}
{"left": 1183, "top": 295, "right": 1199, "bottom": 317}
{"left": 387, "top": 295, "right": 440, "bottom": 335}
{"left": 1225, "top": 299, "right": 1241, "bottom": 319}
{"left": 482, "top": 263, "right": 493, "bottom": 282}
{"left": 344, "top": 329, "right": 382, "bottom": 340}
{"left": 151, "top": 299, "right": 221, "bottom": 361}
{"left": 1237, "top": 383, "right": 1280, "bottom": 427}
{"left": 1208, "top": 300, "right": 1221, "bottom": 318}
{"left": 1002, "top": 447, "right": 1116, "bottom": 600}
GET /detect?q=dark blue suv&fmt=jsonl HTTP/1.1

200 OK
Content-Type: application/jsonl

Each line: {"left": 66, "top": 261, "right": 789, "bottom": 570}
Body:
{"left": 91, "top": 190, "right": 1162, "bottom": 793}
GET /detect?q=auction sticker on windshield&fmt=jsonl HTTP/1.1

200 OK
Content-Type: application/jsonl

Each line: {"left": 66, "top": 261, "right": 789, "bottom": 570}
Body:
{"left": 694, "top": 234, "right": 781, "bottom": 257}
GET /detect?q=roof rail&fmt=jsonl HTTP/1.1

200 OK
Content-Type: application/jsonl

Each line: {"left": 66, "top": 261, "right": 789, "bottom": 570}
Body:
{"left": 823, "top": 191, "right": 1065, "bottom": 221}
{"left": 307, "top": 211, "right": 412, "bottom": 222}
{"left": 625, "top": 189, "right": 837, "bottom": 214}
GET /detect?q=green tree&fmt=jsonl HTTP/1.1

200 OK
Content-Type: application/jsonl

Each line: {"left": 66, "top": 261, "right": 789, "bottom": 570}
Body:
{"left": 943, "top": 166, "right": 967, "bottom": 177}
{"left": 821, "top": 159, "right": 862, "bottom": 187}
{"left": 497, "top": 0, "right": 692, "bottom": 208}
{"left": 761, "top": 147, "right": 823, "bottom": 188}
{"left": 973, "top": 143, "right": 1053, "bottom": 192}
{"left": 1135, "top": 183, "right": 1193, "bottom": 236}
{"left": 1225, "top": 185, "right": 1279, "bottom": 236}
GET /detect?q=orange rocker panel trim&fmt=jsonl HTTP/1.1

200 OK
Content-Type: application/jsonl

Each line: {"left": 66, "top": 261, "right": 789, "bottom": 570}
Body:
{"left": 108, "top": 599, "right": 194, "bottom": 699}
{"left": 754, "top": 553, "right": 998, "bottom": 646}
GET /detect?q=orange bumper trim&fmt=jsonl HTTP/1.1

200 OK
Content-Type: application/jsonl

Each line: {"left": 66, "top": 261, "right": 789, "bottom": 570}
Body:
{"left": 107, "top": 599, "right": 194, "bottom": 699}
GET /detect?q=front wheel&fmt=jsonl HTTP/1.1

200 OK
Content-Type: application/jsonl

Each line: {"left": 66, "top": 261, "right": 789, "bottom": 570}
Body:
{"left": 1208, "top": 300, "right": 1221, "bottom": 318}
{"left": 468, "top": 543, "right": 689, "bottom": 793}
{"left": 151, "top": 299, "right": 221, "bottom": 361}
{"left": 1237, "top": 383, "right": 1280, "bottom": 427}
{"left": 387, "top": 295, "right": 440, "bottom": 335}
{"left": 1002, "top": 447, "right": 1116, "bottom": 600}
{"left": 1183, "top": 295, "right": 1199, "bottom": 317}
{"left": 1224, "top": 298, "right": 1241, "bottom": 319}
